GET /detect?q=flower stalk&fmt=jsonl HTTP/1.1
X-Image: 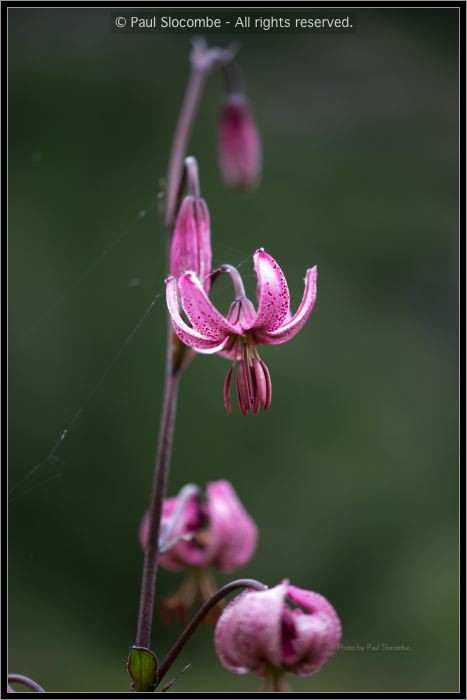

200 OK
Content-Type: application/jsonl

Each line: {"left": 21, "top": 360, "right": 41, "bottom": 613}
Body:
{"left": 165, "top": 42, "right": 237, "bottom": 230}
{"left": 164, "top": 67, "right": 205, "bottom": 231}
{"left": 133, "top": 40, "right": 238, "bottom": 668}
{"left": 135, "top": 365, "right": 180, "bottom": 649}
{"left": 156, "top": 578, "right": 268, "bottom": 688}
{"left": 7, "top": 674, "right": 45, "bottom": 693}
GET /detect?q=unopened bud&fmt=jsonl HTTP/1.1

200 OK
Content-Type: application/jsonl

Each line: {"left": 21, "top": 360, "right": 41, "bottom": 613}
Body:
{"left": 218, "top": 94, "right": 261, "bottom": 190}
{"left": 170, "top": 195, "right": 212, "bottom": 292}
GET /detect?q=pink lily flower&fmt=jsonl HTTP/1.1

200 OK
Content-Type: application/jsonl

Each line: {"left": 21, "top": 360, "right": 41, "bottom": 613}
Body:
{"left": 214, "top": 580, "right": 341, "bottom": 691}
{"left": 140, "top": 480, "right": 257, "bottom": 623}
{"left": 218, "top": 93, "right": 262, "bottom": 190}
{"left": 165, "top": 249, "right": 317, "bottom": 414}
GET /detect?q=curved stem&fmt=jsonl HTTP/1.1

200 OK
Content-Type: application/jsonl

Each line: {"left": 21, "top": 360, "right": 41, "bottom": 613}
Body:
{"left": 214, "top": 264, "right": 247, "bottom": 300}
{"left": 8, "top": 674, "right": 45, "bottom": 693}
{"left": 164, "top": 44, "right": 238, "bottom": 230}
{"left": 156, "top": 578, "right": 268, "bottom": 687}
{"left": 223, "top": 57, "right": 244, "bottom": 94}
{"left": 165, "top": 68, "right": 206, "bottom": 230}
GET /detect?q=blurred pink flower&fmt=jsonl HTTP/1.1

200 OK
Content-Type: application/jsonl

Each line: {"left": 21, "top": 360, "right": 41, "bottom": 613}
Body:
{"left": 218, "top": 93, "right": 261, "bottom": 189}
{"left": 140, "top": 480, "right": 257, "bottom": 571}
{"left": 170, "top": 194, "right": 212, "bottom": 292}
{"left": 140, "top": 480, "right": 257, "bottom": 623}
{"left": 215, "top": 581, "right": 341, "bottom": 690}
{"left": 166, "top": 248, "right": 317, "bottom": 414}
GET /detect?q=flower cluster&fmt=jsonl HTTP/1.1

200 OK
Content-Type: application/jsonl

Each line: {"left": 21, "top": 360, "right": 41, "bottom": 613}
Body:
{"left": 8, "top": 41, "right": 341, "bottom": 696}
{"left": 165, "top": 141, "right": 318, "bottom": 417}
{"left": 147, "top": 62, "right": 340, "bottom": 687}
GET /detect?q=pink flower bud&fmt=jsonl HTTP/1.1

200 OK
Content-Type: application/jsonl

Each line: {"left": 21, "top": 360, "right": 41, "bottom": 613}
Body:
{"left": 170, "top": 195, "right": 212, "bottom": 292}
{"left": 140, "top": 480, "right": 257, "bottom": 572}
{"left": 214, "top": 581, "right": 341, "bottom": 684}
{"left": 140, "top": 481, "right": 258, "bottom": 624}
{"left": 218, "top": 94, "right": 261, "bottom": 190}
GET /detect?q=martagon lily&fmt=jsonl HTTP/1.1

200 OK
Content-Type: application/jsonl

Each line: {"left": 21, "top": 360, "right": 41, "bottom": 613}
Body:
{"left": 165, "top": 248, "right": 317, "bottom": 414}
{"left": 214, "top": 580, "right": 341, "bottom": 690}
{"left": 139, "top": 480, "right": 258, "bottom": 623}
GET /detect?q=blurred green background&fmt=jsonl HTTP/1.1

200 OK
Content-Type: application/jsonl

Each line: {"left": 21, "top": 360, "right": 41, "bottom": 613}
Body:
{"left": 8, "top": 7, "right": 459, "bottom": 694}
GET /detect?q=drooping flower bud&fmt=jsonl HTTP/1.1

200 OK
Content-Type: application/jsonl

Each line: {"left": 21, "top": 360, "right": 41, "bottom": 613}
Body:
{"left": 170, "top": 195, "right": 212, "bottom": 292}
{"left": 140, "top": 480, "right": 258, "bottom": 623}
{"left": 214, "top": 581, "right": 341, "bottom": 689}
{"left": 218, "top": 94, "right": 261, "bottom": 190}
{"left": 140, "top": 480, "right": 257, "bottom": 572}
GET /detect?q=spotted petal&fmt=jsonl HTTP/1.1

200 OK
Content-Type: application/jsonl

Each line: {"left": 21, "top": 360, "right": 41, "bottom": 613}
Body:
{"left": 246, "top": 249, "right": 290, "bottom": 332}
{"left": 255, "top": 266, "right": 317, "bottom": 345}
{"left": 178, "top": 272, "right": 238, "bottom": 340}
{"left": 166, "top": 277, "right": 228, "bottom": 354}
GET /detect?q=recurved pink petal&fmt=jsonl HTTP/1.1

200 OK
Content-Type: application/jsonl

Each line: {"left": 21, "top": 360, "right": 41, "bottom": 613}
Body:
{"left": 207, "top": 480, "right": 258, "bottom": 571}
{"left": 166, "top": 277, "right": 229, "bottom": 354}
{"left": 255, "top": 266, "right": 317, "bottom": 345}
{"left": 246, "top": 249, "right": 290, "bottom": 332}
{"left": 214, "top": 583, "right": 287, "bottom": 674}
{"left": 178, "top": 272, "right": 238, "bottom": 340}
{"left": 284, "top": 585, "right": 342, "bottom": 675}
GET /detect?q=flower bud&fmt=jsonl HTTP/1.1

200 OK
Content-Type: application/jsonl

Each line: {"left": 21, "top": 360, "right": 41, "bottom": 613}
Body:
{"left": 140, "top": 480, "right": 258, "bottom": 623}
{"left": 218, "top": 94, "right": 261, "bottom": 190}
{"left": 140, "top": 480, "right": 257, "bottom": 572}
{"left": 214, "top": 581, "right": 341, "bottom": 685}
{"left": 170, "top": 195, "right": 212, "bottom": 292}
